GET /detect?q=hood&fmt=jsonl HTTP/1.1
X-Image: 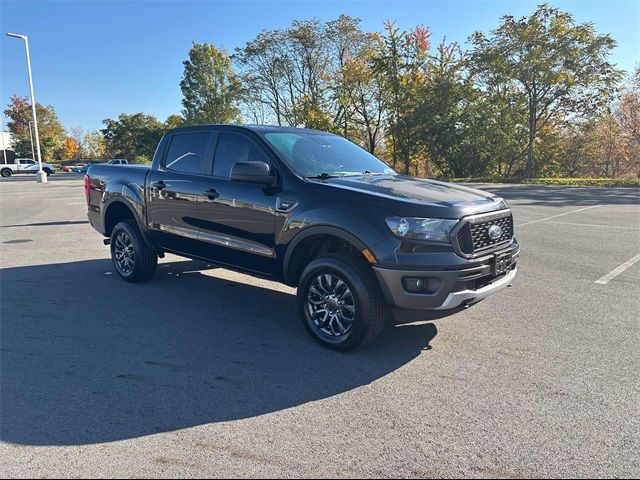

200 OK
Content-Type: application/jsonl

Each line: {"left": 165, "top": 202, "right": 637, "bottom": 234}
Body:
{"left": 309, "top": 175, "right": 506, "bottom": 218}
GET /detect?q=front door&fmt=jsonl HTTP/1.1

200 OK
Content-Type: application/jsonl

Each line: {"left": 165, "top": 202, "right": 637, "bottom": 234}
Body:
{"left": 18, "top": 159, "right": 36, "bottom": 172}
{"left": 196, "top": 132, "right": 278, "bottom": 274}
{"left": 146, "top": 131, "right": 214, "bottom": 255}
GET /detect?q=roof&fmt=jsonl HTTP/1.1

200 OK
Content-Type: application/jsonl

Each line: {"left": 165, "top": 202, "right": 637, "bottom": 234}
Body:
{"left": 166, "top": 124, "right": 329, "bottom": 136}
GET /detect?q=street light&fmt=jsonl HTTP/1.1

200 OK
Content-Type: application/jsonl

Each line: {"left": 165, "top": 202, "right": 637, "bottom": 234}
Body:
{"left": 6, "top": 32, "right": 46, "bottom": 183}
{"left": 28, "top": 121, "right": 36, "bottom": 161}
{"left": 1, "top": 115, "right": 7, "bottom": 164}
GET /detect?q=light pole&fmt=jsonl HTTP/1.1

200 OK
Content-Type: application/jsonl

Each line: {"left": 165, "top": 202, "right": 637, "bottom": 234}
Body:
{"left": 1, "top": 116, "right": 6, "bottom": 164}
{"left": 6, "top": 32, "right": 46, "bottom": 183}
{"left": 28, "top": 121, "right": 36, "bottom": 160}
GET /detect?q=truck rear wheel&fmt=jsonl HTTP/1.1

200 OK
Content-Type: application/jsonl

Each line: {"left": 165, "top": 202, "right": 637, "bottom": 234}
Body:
{"left": 1, "top": 168, "right": 12, "bottom": 177}
{"left": 297, "top": 252, "right": 388, "bottom": 351}
{"left": 110, "top": 220, "right": 157, "bottom": 282}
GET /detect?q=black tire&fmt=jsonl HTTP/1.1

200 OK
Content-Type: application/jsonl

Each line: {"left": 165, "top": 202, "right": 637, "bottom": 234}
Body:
{"left": 44, "top": 168, "right": 52, "bottom": 176}
{"left": 1, "top": 168, "right": 12, "bottom": 178}
{"left": 110, "top": 220, "right": 157, "bottom": 282}
{"left": 297, "top": 252, "right": 388, "bottom": 351}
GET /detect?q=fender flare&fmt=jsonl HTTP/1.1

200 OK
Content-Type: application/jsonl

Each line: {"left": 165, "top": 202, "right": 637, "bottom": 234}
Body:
{"left": 282, "top": 225, "right": 369, "bottom": 285}
{"left": 103, "top": 195, "right": 154, "bottom": 250}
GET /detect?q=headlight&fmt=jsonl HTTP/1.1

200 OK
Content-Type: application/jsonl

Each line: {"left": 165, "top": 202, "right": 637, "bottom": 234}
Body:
{"left": 385, "top": 216, "right": 458, "bottom": 243}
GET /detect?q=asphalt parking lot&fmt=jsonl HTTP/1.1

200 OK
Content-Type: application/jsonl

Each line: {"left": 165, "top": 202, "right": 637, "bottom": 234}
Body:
{"left": 1, "top": 174, "right": 639, "bottom": 478}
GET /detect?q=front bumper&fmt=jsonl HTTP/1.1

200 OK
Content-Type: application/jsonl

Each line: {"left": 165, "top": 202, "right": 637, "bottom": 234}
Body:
{"left": 372, "top": 246, "right": 518, "bottom": 310}
{"left": 434, "top": 268, "right": 516, "bottom": 309}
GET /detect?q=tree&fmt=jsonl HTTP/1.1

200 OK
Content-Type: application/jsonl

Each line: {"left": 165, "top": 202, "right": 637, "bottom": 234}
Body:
{"left": 371, "top": 22, "right": 431, "bottom": 174}
{"left": 617, "top": 67, "right": 640, "bottom": 175}
{"left": 235, "top": 17, "right": 347, "bottom": 130}
{"left": 68, "top": 127, "right": 106, "bottom": 160}
{"left": 83, "top": 130, "right": 106, "bottom": 159}
{"left": 65, "top": 127, "right": 86, "bottom": 160}
{"left": 101, "top": 113, "right": 163, "bottom": 161}
{"left": 64, "top": 137, "right": 78, "bottom": 159}
{"left": 3, "top": 95, "right": 66, "bottom": 160}
{"left": 234, "top": 29, "right": 290, "bottom": 126}
{"left": 416, "top": 40, "right": 478, "bottom": 177}
{"left": 180, "top": 43, "right": 242, "bottom": 125}
{"left": 285, "top": 19, "right": 334, "bottom": 129}
{"left": 164, "top": 114, "right": 184, "bottom": 130}
{"left": 338, "top": 53, "right": 386, "bottom": 153}
{"left": 327, "top": 16, "right": 387, "bottom": 153}
{"left": 588, "top": 113, "right": 628, "bottom": 177}
{"left": 327, "top": 15, "right": 366, "bottom": 138}
{"left": 470, "top": 4, "right": 622, "bottom": 177}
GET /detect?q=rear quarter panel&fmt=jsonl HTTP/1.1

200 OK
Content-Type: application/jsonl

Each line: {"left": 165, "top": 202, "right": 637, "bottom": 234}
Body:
{"left": 87, "top": 164, "right": 149, "bottom": 236}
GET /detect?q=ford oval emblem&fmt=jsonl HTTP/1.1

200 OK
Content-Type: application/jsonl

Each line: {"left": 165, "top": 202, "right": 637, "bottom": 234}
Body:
{"left": 487, "top": 225, "right": 503, "bottom": 240}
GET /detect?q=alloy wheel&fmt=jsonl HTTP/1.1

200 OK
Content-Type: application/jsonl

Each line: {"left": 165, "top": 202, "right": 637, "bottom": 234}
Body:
{"left": 306, "top": 273, "right": 356, "bottom": 337}
{"left": 113, "top": 231, "right": 135, "bottom": 275}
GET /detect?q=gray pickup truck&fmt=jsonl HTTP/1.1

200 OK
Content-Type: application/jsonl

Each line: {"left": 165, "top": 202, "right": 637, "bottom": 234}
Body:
{"left": 86, "top": 125, "right": 519, "bottom": 350}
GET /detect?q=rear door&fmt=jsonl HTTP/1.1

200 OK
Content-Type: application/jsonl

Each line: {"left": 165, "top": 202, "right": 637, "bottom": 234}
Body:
{"left": 146, "top": 131, "right": 215, "bottom": 255}
{"left": 196, "top": 131, "right": 279, "bottom": 274}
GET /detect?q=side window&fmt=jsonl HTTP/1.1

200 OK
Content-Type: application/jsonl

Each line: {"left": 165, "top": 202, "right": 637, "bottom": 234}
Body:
{"left": 164, "top": 133, "right": 210, "bottom": 175}
{"left": 213, "top": 133, "right": 270, "bottom": 179}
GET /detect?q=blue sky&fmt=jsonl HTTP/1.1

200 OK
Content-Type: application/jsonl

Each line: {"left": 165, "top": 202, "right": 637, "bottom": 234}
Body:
{"left": 1, "top": 0, "right": 638, "bottom": 132}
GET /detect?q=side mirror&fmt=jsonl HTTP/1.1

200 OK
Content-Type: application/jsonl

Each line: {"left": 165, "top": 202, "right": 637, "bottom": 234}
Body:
{"left": 230, "top": 161, "right": 275, "bottom": 185}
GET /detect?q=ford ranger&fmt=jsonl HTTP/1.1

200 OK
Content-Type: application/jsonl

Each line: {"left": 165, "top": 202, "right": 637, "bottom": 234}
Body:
{"left": 86, "top": 125, "right": 519, "bottom": 350}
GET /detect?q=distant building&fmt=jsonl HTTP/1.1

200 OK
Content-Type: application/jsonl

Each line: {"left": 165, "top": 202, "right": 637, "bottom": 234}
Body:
{"left": 1, "top": 131, "right": 13, "bottom": 149}
{"left": 1, "top": 131, "right": 16, "bottom": 164}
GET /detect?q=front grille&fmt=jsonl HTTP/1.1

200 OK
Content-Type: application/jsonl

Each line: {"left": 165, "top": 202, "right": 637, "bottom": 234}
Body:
{"left": 454, "top": 210, "right": 513, "bottom": 257}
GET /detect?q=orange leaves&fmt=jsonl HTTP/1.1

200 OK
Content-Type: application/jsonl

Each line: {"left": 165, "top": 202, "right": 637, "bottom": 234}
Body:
{"left": 407, "top": 26, "right": 431, "bottom": 54}
{"left": 64, "top": 137, "right": 77, "bottom": 159}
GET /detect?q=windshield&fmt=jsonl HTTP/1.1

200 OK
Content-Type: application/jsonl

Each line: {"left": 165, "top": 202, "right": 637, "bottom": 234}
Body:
{"left": 263, "top": 131, "right": 395, "bottom": 178}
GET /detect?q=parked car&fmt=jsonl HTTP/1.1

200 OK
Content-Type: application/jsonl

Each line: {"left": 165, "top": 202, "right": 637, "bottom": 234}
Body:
{"left": 86, "top": 125, "right": 519, "bottom": 351}
{"left": 72, "top": 163, "right": 92, "bottom": 173}
{"left": 105, "top": 158, "right": 129, "bottom": 165}
{"left": 1, "top": 158, "right": 54, "bottom": 177}
{"left": 63, "top": 162, "right": 86, "bottom": 172}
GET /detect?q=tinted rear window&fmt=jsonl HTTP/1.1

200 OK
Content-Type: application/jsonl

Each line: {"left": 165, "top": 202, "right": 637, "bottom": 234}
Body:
{"left": 165, "top": 133, "right": 210, "bottom": 174}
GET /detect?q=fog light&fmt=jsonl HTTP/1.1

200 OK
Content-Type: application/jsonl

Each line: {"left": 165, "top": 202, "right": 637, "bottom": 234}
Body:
{"left": 403, "top": 277, "right": 427, "bottom": 292}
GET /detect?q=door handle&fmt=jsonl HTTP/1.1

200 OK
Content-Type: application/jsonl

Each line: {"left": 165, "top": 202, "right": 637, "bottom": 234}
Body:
{"left": 203, "top": 188, "right": 219, "bottom": 200}
{"left": 151, "top": 181, "right": 166, "bottom": 190}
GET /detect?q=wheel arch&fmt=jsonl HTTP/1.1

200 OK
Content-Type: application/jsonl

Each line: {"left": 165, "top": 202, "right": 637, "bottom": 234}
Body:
{"left": 103, "top": 197, "right": 153, "bottom": 250}
{"left": 283, "top": 226, "right": 371, "bottom": 286}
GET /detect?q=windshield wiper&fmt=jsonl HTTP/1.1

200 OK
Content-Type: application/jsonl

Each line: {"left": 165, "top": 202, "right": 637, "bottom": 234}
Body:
{"left": 304, "top": 173, "right": 342, "bottom": 179}
{"left": 305, "top": 171, "right": 385, "bottom": 179}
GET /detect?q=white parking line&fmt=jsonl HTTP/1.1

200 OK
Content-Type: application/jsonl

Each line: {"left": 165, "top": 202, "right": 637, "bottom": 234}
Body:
{"left": 595, "top": 253, "right": 640, "bottom": 285}
{"left": 542, "top": 221, "right": 640, "bottom": 231}
{"left": 0, "top": 196, "right": 81, "bottom": 201}
{"left": 517, "top": 205, "right": 602, "bottom": 227}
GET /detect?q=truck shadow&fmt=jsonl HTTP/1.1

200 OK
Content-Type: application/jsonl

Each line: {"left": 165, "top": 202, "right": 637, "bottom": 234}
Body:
{"left": 1, "top": 258, "right": 438, "bottom": 446}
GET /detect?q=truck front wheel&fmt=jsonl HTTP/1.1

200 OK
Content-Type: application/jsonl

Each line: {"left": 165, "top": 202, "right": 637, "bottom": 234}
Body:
{"left": 1, "top": 168, "right": 12, "bottom": 178}
{"left": 297, "top": 252, "right": 388, "bottom": 351}
{"left": 110, "top": 220, "right": 157, "bottom": 282}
